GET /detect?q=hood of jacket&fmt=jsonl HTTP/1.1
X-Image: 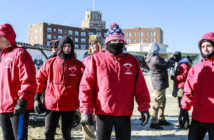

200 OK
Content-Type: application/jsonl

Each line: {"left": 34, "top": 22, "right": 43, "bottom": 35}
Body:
{"left": 177, "top": 57, "right": 191, "bottom": 66}
{"left": 198, "top": 32, "right": 214, "bottom": 58}
{"left": 0, "top": 23, "right": 16, "bottom": 48}
{"left": 58, "top": 36, "right": 74, "bottom": 60}
{"left": 148, "top": 43, "right": 160, "bottom": 55}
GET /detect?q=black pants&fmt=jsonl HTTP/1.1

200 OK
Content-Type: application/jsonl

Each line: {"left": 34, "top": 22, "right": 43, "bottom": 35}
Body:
{"left": 189, "top": 119, "right": 214, "bottom": 140}
{"left": 178, "top": 97, "right": 189, "bottom": 128}
{"left": 0, "top": 111, "right": 29, "bottom": 140}
{"left": 96, "top": 115, "right": 131, "bottom": 140}
{"left": 45, "top": 110, "right": 75, "bottom": 140}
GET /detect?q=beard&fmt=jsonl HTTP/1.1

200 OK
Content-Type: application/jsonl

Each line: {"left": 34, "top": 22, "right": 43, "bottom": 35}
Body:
{"left": 106, "top": 43, "right": 124, "bottom": 55}
{"left": 201, "top": 51, "right": 214, "bottom": 58}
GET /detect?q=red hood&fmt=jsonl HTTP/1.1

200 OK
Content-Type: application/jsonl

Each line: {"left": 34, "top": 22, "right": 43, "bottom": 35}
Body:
{"left": 0, "top": 23, "right": 16, "bottom": 47}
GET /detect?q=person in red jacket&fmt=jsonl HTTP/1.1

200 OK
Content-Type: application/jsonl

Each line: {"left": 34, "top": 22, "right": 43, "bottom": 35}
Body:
{"left": 171, "top": 52, "right": 192, "bottom": 129}
{"left": 34, "top": 36, "right": 85, "bottom": 140}
{"left": 0, "top": 23, "right": 37, "bottom": 140}
{"left": 81, "top": 35, "right": 104, "bottom": 140}
{"left": 181, "top": 32, "right": 214, "bottom": 140}
{"left": 79, "top": 23, "right": 151, "bottom": 140}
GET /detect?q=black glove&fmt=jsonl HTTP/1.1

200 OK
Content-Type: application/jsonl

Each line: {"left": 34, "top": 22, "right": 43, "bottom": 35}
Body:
{"left": 141, "top": 111, "right": 150, "bottom": 126}
{"left": 14, "top": 99, "right": 27, "bottom": 115}
{"left": 179, "top": 109, "right": 189, "bottom": 129}
{"left": 34, "top": 92, "right": 46, "bottom": 114}
{"left": 172, "top": 51, "right": 182, "bottom": 62}
{"left": 81, "top": 114, "right": 94, "bottom": 125}
{"left": 171, "top": 75, "right": 175, "bottom": 80}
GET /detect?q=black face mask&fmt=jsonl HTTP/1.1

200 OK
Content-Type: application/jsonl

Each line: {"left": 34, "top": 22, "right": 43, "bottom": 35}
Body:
{"left": 106, "top": 43, "right": 124, "bottom": 55}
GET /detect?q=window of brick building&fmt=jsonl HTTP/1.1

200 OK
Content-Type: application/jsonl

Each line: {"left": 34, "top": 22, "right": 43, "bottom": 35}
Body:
{"left": 126, "top": 33, "right": 131, "bottom": 37}
{"left": 81, "top": 45, "right": 86, "bottom": 49}
{"left": 151, "top": 32, "right": 155, "bottom": 36}
{"left": 139, "top": 32, "right": 143, "bottom": 36}
{"left": 75, "top": 44, "right": 79, "bottom": 49}
{"left": 81, "top": 32, "right": 86, "bottom": 36}
{"left": 58, "top": 29, "right": 62, "bottom": 34}
{"left": 75, "top": 31, "right": 79, "bottom": 36}
{"left": 47, "top": 27, "right": 51, "bottom": 33}
{"left": 96, "top": 32, "right": 101, "bottom": 36}
{"left": 69, "top": 30, "right": 73, "bottom": 35}
{"left": 151, "top": 38, "right": 155, "bottom": 42}
{"left": 81, "top": 38, "right": 86, "bottom": 43}
{"left": 75, "top": 38, "right": 79, "bottom": 42}
{"left": 58, "top": 36, "right": 62, "bottom": 40}
{"left": 89, "top": 32, "right": 93, "bottom": 36}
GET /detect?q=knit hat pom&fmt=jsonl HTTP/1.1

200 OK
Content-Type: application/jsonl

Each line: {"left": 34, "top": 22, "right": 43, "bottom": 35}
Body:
{"left": 110, "top": 23, "right": 119, "bottom": 29}
{"left": 105, "top": 22, "right": 125, "bottom": 45}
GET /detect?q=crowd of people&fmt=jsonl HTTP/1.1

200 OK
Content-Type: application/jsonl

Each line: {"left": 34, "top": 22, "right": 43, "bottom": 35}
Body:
{"left": 0, "top": 22, "right": 214, "bottom": 140}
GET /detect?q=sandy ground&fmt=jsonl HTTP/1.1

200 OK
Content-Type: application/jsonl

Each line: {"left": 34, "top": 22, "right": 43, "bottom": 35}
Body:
{"left": 0, "top": 76, "right": 209, "bottom": 140}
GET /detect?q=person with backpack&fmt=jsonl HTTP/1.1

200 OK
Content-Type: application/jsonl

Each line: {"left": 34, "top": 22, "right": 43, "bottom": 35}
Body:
{"left": 171, "top": 52, "right": 192, "bottom": 129}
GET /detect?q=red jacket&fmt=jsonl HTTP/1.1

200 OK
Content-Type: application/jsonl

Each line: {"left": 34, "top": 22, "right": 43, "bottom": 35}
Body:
{"left": 79, "top": 50, "right": 150, "bottom": 116}
{"left": 181, "top": 56, "right": 214, "bottom": 123}
{"left": 0, "top": 23, "right": 37, "bottom": 113}
{"left": 174, "top": 59, "right": 191, "bottom": 89}
{"left": 36, "top": 55, "right": 84, "bottom": 111}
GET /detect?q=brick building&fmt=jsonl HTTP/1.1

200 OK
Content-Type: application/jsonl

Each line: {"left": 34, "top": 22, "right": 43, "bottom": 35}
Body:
{"left": 28, "top": 10, "right": 163, "bottom": 52}
{"left": 123, "top": 27, "right": 163, "bottom": 44}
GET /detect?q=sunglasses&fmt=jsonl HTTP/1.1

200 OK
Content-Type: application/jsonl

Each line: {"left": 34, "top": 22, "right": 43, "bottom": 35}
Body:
{"left": 51, "top": 46, "right": 58, "bottom": 49}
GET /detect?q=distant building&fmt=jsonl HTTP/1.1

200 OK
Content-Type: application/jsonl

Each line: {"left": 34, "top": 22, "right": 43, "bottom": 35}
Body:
{"left": 28, "top": 9, "right": 180, "bottom": 61}
{"left": 81, "top": 10, "right": 106, "bottom": 29}
{"left": 123, "top": 27, "right": 163, "bottom": 44}
{"left": 28, "top": 10, "right": 107, "bottom": 50}
{"left": 28, "top": 22, "right": 107, "bottom": 50}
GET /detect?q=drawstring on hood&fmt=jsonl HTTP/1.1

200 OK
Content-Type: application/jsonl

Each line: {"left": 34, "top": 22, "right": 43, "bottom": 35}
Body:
{"left": 58, "top": 36, "right": 74, "bottom": 60}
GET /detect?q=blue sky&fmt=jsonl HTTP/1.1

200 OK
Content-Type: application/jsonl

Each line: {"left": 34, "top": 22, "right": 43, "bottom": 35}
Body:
{"left": 1, "top": 0, "right": 214, "bottom": 53}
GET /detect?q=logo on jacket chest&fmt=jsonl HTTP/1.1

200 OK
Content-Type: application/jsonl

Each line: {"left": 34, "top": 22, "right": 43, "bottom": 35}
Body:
{"left": 68, "top": 66, "right": 77, "bottom": 76}
{"left": 4, "top": 57, "right": 13, "bottom": 69}
{"left": 123, "top": 63, "right": 132, "bottom": 75}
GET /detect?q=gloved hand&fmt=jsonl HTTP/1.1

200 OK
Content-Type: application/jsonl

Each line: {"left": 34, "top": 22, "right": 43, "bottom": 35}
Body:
{"left": 14, "top": 99, "right": 27, "bottom": 115}
{"left": 179, "top": 109, "right": 189, "bottom": 129}
{"left": 171, "top": 75, "right": 175, "bottom": 80}
{"left": 141, "top": 111, "right": 150, "bottom": 126}
{"left": 34, "top": 92, "right": 46, "bottom": 114}
{"left": 81, "top": 114, "right": 94, "bottom": 125}
{"left": 172, "top": 51, "right": 182, "bottom": 62}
